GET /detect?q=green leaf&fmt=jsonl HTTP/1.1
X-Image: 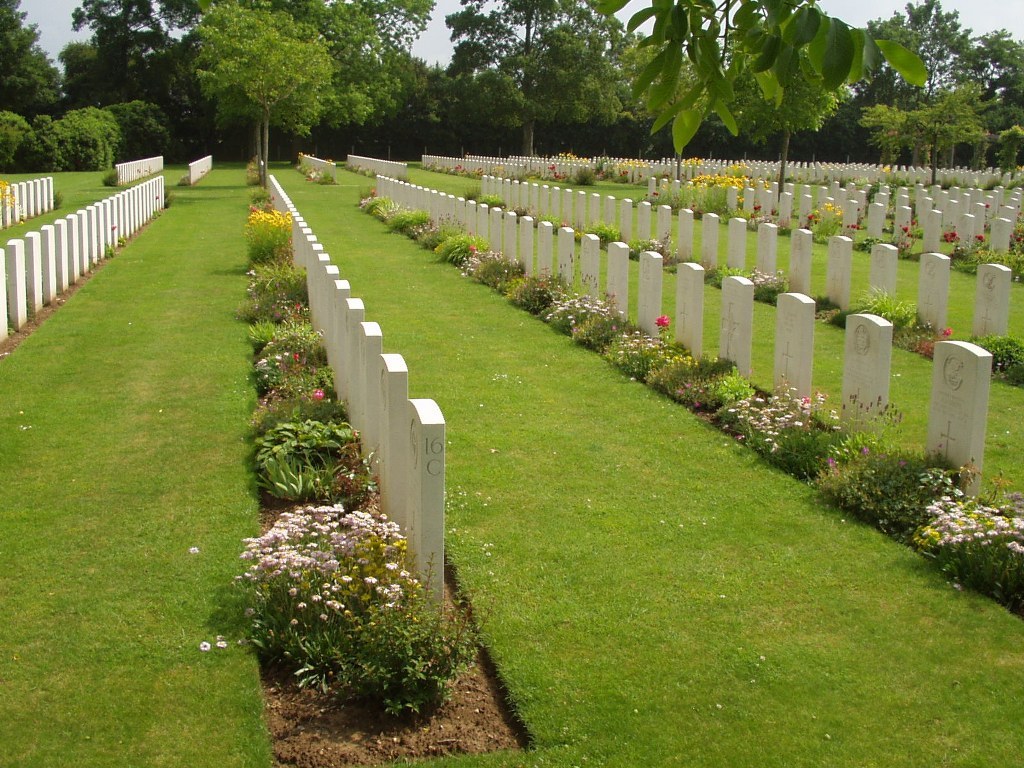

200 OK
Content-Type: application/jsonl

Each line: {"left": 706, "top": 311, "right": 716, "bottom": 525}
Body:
{"left": 671, "top": 109, "right": 702, "bottom": 152}
{"left": 876, "top": 39, "right": 928, "bottom": 87}
{"left": 847, "top": 27, "right": 864, "bottom": 83}
{"left": 820, "top": 18, "right": 855, "bottom": 89}
{"left": 713, "top": 98, "right": 739, "bottom": 135}
{"left": 632, "top": 47, "right": 668, "bottom": 99}
{"left": 860, "top": 36, "right": 881, "bottom": 77}
{"left": 784, "top": 6, "right": 820, "bottom": 47}
{"left": 753, "top": 70, "right": 779, "bottom": 101}
{"left": 751, "top": 34, "right": 781, "bottom": 73}
{"left": 731, "top": 1, "right": 757, "bottom": 33}
{"left": 627, "top": 7, "right": 657, "bottom": 34}
{"left": 648, "top": 46, "right": 683, "bottom": 110}
{"left": 669, "top": 4, "right": 689, "bottom": 41}
{"left": 595, "top": 0, "right": 631, "bottom": 15}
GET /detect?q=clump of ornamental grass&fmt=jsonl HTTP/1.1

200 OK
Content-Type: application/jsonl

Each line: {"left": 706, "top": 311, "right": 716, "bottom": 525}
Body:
{"left": 237, "top": 504, "right": 477, "bottom": 716}
{"left": 915, "top": 492, "right": 1024, "bottom": 609}
{"left": 386, "top": 209, "right": 431, "bottom": 237}
{"left": 244, "top": 207, "right": 293, "bottom": 266}
{"left": 435, "top": 233, "right": 490, "bottom": 267}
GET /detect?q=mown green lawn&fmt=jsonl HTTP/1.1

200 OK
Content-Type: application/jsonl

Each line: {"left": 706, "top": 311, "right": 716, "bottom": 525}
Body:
{"left": 0, "top": 166, "right": 270, "bottom": 767}
{"left": 279, "top": 165, "right": 1024, "bottom": 768}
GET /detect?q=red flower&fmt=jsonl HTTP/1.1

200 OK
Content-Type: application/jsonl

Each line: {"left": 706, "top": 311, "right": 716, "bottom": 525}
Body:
{"left": 941, "top": 327, "right": 953, "bottom": 337}
{"left": 655, "top": 314, "right": 670, "bottom": 328}
{"left": 312, "top": 388, "right": 325, "bottom": 401}
{"left": 293, "top": 352, "right": 300, "bottom": 361}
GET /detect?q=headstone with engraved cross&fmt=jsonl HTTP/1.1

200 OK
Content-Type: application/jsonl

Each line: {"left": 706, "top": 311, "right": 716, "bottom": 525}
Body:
{"left": 973, "top": 263, "right": 1012, "bottom": 337}
{"left": 719, "top": 276, "right": 754, "bottom": 376}
{"left": 927, "top": 341, "right": 992, "bottom": 495}
{"left": 841, "top": 313, "right": 893, "bottom": 428}
{"left": 675, "top": 262, "right": 705, "bottom": 358}
{"left": 774, "top": 293, "right": 815, "bottom": 398}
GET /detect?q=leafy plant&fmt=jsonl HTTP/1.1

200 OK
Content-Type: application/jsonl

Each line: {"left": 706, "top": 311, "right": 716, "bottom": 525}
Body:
{"left": 386, "top": 209, "right": 431, "bottom": 236}
{"left": 544, "top": 293, "right": 618, "bottom": 336}
{"left": 434, "top": 233, "right": 490, "bottom": 267}
{"left": 102, "top": 168, "right": 119, "bottom": 187}
{"left": 973, "top": 334, "right": 1024, "bottom": 373}
{"left": 816, "top": 451, "right": 963, "bottom": 542}
{"left": 851, "top": 287, "right": 918, "bottom": 329}
{"left": 248, "top": 320, "right": 278, "bottom": 353}
{"left": 463, "top": 251, "right": 525, "bottom": 292}
{"left": 604, "top": 331, "right": 687, "bottom": 383}
{"left": 252, "top": 397, "right": 348, "bottom": 436}
{"left": 572, "top": 167, "right": 596, "bottom": 186}
{"left": 571, "top": 312, "right": 634, "bottom": 352}
{"left": 476, "top": 194, "right": 505, "bottom": 208}
{"left": 749, "top": 269, "right": 788, "bottom": 305}
{"left": 237, "top": 261, "right": 309, "bottom": 324}
{"left": 915, "top": 493, "right": 1024, "bottom": 609}
{"left": 244, "top": 207, "right": 293, "bottom": 266}
{"left": 238, "top": 505, "right": 476, "bottom": 715}
{"left": 587, "top": 221, "right": 622, "bottom": 246}
{"left": 505, "top": 274, "right": 566, "bottom": 315}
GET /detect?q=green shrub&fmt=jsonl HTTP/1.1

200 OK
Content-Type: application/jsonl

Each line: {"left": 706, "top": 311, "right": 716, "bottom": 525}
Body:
{"left": 434, "top": 233, "right": 489, "bottom": 267}
{"left": 916, "top": 493, "right": 1024, "bottom": 609}
{"left": 816, "top": 451, "right": 962, "bottom": 542}
{"left": 238, "top": 505, "right": 476, "bottom": 714}
{"left": 718, "top": 389, "right": 844, "bottom": 480}
{"left": 249, "top": 186, "right": 271, "bottom": 208}
{"left": 571, "top": 313, "right": 634, "bottom": 352}
{"left": 237, "top": 261, "right": 309, "bottom": 325}
{"left": 0, "top": 111, "right": 31, "bottom": 172}
{"left": 647, "top": 357, "right": 743, "bottom": 410}
{"left": 52, "top": 107, "right": 121, "bottom": 171}
{"left": 101, "top": 168, "right": 119, "bottom": 187}
{"left": 386, "top": 209, "right": 430, "bottom": 236}
{"left": 416, "top": 221, "right": 461, "bottom": 251}
{"left": 247, "top": 321, "right": 279, "bottom": 353}
{"left": 251, "top": 397, "right": 348, "bottom": 436}
{"left": 362, "top": 195, "right": 398, "bottom": 220}
{"left": 973, "top": 334, "right": 1024, "bottom": 373}
{"left": 464, "top": 251, "right": 525, "bottom": 292}
{"left": 254, "top": 322, "right": 329, "bottom": 396}
{"left": 244, "top": 208, "right": 293, "bottom": 266}
{"left": 505, "top": 274, "right": 565, "bottom": 315}
{"left": 572, "top": 166, "right": 596, "bottom": 186}
{"left": 254, "top": 418, "right": 355, "bottom": 472}
{"left": 104, "top": 100, "right": 170, "bottom": 162}
{"left": 604, "top": 331, "right": 687, "bottom": 383}
{"left": 749, "top": 269, "right": 789, "bottom": 305}
{"left": 851, "top": 288, "right": 918, "bottom": 329}
{"left": 587, "top": 221, "right": 622, "bottom": 246}
{"left": 476, "top": 194, "right": 504, "bottom": 208}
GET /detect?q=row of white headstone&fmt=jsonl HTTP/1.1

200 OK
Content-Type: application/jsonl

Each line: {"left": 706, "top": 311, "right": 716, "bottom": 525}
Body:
{"left": 2, "top": 177, "right": 55, "bottom": 230}
{"left": 425, "top": 152, "right": 1013, "bottom": 188}
{"left": 187, "top": 155, "right": 213, "bottom": 185}
{"left": 3, "top": 175, "right": 166, "bottom": 342}
{"left": 345, "top": 155, "right": 408, "bottom": 181}
{"left": 267, "top": 174, "right": 446, "bottom": 601}
{"left": 300, "top": 154, "right": 336, "bottom": 180}
{"left": 375, "top": 174, "right": 996, "bottom": 494}
{"left": 116, "top": 156, "right": 164, "bottom": 185}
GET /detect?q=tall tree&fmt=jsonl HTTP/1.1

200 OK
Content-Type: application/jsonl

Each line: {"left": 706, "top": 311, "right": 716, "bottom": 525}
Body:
{"left": 72, "top": 0, "right": 201, "bottom": 104}
{"left": 196, "top": 1, "right": 332, "bottom": 187}
{"left": 0, "top": 0, "right": 60, "bottom": 117}
{"left": 447, "top": 0, "right": 626, "bottom": 155}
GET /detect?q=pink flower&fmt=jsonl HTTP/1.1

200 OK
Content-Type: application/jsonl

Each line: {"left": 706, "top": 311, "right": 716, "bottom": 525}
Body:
{"left": 655, "top": 315, "right": 670, "bottom": 328}
{"left": 312, "top": 388, "right": 325, "bottom": 401}
{"left": 942, "top": 327, "right": 953, "bottom": 337}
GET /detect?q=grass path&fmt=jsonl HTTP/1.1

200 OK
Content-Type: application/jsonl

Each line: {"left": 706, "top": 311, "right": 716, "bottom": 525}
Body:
{"left": 283, "top": 167, "right": 1024, "bottom": 767}
{"left": 0, "top": 168, "right": 270, "bottom": 767}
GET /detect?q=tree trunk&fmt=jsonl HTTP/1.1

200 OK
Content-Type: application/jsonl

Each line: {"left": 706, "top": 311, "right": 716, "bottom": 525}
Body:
{"left": 777, "top": 128, "right": 791, "bottom": 190}
{"left": 521, "top": 120, "right": 535, "bottom": 157}
{"left": 261, "top": 109, "right": 271, "bottom": 188}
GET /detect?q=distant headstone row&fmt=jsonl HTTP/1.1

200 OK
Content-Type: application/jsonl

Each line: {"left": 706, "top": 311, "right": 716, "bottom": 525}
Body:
{"left": 3, "top": 175, "right": 165, "bottom": 343}
{"left": 267, "top": 174, "right": 444, "bottom": 599}
{"left": 425, "top": 154, "right": 1018, "bottom": 188}
{"left": 115, "top": 156, "right": 164, "bottom": 185}
{"left": 376, "top": 174, "right": 1000, "bottom": 494}
{"left": 1, "top": 177, "right": 55, "bottom": 230}
{"left": 345, "top": 155, "right": 408, "bottom": 181}
{"left": 299, "top": 153, "right": 336, "bottom": 181}
{"left": 187, "top": 155, "right": 213, "bottom": 185}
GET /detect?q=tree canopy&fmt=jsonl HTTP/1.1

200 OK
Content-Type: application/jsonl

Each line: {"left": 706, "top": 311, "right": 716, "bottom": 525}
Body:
{"left": 0, "top": 0, "right": 60, "bottom": 117}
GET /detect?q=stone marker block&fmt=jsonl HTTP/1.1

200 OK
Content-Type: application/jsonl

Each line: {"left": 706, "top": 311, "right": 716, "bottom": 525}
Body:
{"left": 973, "top": 263, "right": 1012, "bottom": 336}
{"left": 917, "top": 252, "right": 950, "bottom": 332}
{"left": 842, "top": 313, "right": 893, "bottom": 426}
{"left": 869, "top": 243, "right": 899, "bottom": 296}
{"left": 727, "top": 217, "right": 747, "bottom": 270}
{"left": 557, "top": 226, "right": 575, "bottom": 286}
{"left": 380, "top": 353, "right": 410, "bottom": 529}
{"left": 756, "top": 222, "right": 778, "bottom": 274}
{"left": 927, "top": 341, "right": 992, "bottom": 495}
{"left": 701, "top": 213, "right": 720, "bottom": 268}
{"left": 408, "top": 398, "right": 446, "bottom": 603}
{"left": 519, "top": 216, "right": 534, "bottom": 275}
{"left": 537, "top": 221, "right": 553, "bottom": 276}
{"left": 825, "top": 235, "right": 853, "bottom": 310}
{"left": 6, "top": 239, "right": 27, "bottom": 330}
{"left": 719, "top": 276, "right": 754, "bottom": 376}
{"left": 675, "top": 262, "right": 705, "bottom": 358}
{"left": 638, "top": 251, "right": 664, "bottom": 336}
{"left": 789, "top": 228, "right": 813, "bottom": 295}
{"left": 606, "top": 242, "right": 629, "bottom": 318}
{"left": 677, "top": 208, "right": 694, "bottom": 262}
{"left": 580, "top": 234, "right": 600, "bottom": 298}
{"left": 774, "top": 293, "right": 816, "bottom": 398}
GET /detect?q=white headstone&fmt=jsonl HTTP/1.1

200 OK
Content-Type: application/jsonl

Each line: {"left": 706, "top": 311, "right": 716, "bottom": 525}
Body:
{"left": 537, "top": 221, "right": 553, "bottom": 276}
{"left": 972, "top": 263, "right": 1012, "bottom": 337}
{"left": 580, "top": 234, "right": 600, "bottom": 298}
{"left": 675, "top": 262, "right": 705, "bottom": 357}
{"left": 677, "top": 208, "right": 694, "bottom": 262}
{"left": 841, "top": 313, "right": 893, "bottom": 426}
{"left": 825, "top": 235, "right": 853, "bottom": 310}
{"left": 606, "top": 242, "right": 630, "bottom": 318}
{"left": 719, "top": 276, "right": 754, "bottom": 376}
{"left": 774, "top": 293, "right": 816, "bottom": 398}
{"left": 519, "top": 215, "right": 534, "bottom": 275}
{"left": 359, "top": 321, "right": 384, "bottom": 461}
{"left": 657, "top": 204, "right": 672, "bottom": 243}
{"left": 408, "top": 398, "right": 446, "bottom": 602}
{"left": 756, "top": 222, "right": 778, "bottom": 274}
{"left": 990, "top": 217, "right": 1013, "bottom": 252}
{"left": 380, "top": 353, "right": 410, "bottom": 529}
{"left": 557, "top": 226, "right": 575, "bottom": 285}
{"left": 23, "top": 232, "right": 43, "bottom": 313}
{"left": 727, "top": 217, "right": 747, "bottom": 270}
{"left": 917, "top": 252, "right": 951, "bottom": 332}
{"left": 701, "top": 213, "right": 720, "bottom": 268}
{"left": 927, "top": 341, "right": 992, "bottom": 495}
{"left": 620, "top": 198, "right": 633, "bottom": 243}
{"left": 637, "top": 202, "right": 652, "bottom": 241}
{"left": 869, "top": 243, "right": 899, "bottom": 296}
{"left": 6, "top": 238, "right": 27, "bottom": 330}
{"left": 789, "top": 228, "right": 813, "bottom": 295}
{"left": 638, "top": 251, "right": 664, "bottom": 336}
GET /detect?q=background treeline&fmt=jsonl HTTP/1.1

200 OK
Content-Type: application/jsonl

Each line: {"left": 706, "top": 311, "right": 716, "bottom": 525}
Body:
{"left": 2, "top": 0, "right": 1022, "bottom": 172}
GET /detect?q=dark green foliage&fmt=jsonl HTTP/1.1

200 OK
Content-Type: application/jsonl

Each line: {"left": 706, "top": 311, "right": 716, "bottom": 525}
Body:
{"left": 385, "top": 209, "right": 430, "bottom": 236}
{"left": 571, "top": 166, "right": 596, "bottom": 186}
{"left": 104, "top": 100, "right": 171, "bottom": 162}
{"left": 251, "top": 397, "right": 348, "bottom": 436}
{"left": 53, "top": 107, "right": 122, "bottom": 171}
{"left": 505, "top": 274, "right": 564, "bottom": 315}
{"left": 237, "top": 261, "right": 309, "bottom": 324}
{"left": 816, "top": 451, "right": 963, "bottom": 542}
{"left": 973, "top": 334, "right": 1024, "bottom": 373}
{"left": 434, "top": 233, "right": 489, "bottom": 266}
{"left": 0, "top": 110, "right": 30, "bottom": 171}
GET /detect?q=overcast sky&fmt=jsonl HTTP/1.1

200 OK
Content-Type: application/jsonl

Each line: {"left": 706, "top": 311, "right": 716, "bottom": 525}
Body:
{"left": 23, "top": 0, "right": 1024, "bottom": 69}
